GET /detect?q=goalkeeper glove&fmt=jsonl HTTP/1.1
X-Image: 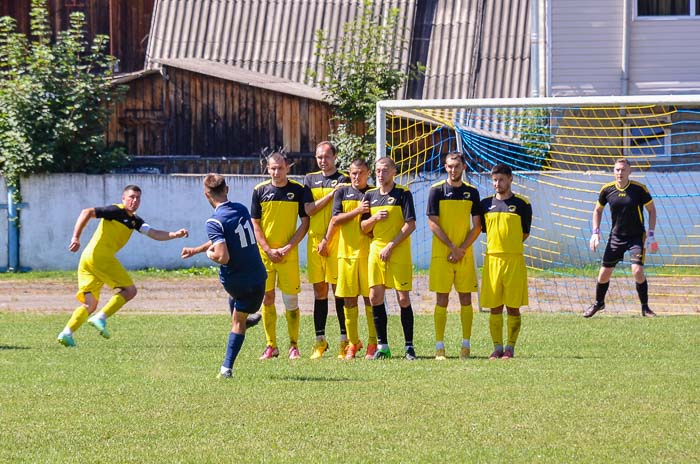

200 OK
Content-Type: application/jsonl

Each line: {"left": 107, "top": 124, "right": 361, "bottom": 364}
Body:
{"left": 589, "top": 230, "right": 600, "bottom": 252}
{"left": 646, "top": 230, "right": 658, "bottom": 253}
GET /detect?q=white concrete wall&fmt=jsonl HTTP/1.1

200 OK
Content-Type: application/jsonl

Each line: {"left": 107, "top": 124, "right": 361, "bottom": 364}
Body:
{"left": 1, "top": 172, "right": 699, "bottom": 271}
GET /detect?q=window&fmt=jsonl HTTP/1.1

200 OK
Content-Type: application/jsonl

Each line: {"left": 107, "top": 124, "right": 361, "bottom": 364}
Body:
{"left": 625, "top": 121, "right": 671, "bottom": 162}
{"left": 637, "top": 0, "right": 698, "bottom": 16}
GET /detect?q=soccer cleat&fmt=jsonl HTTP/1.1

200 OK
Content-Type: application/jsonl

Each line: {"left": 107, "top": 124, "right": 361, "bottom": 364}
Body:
{"left": 344, "top": 341, "right": 363, "bottom": 360}
{"left": 435, "top": 348, "right": 446, "bottom": 361}
{"left": 460, "top": 347, "right": 471, "bottom": 360}
{"left": 246, "top": 313, "right": 262, "bottom": 328}
{"left": 337, "top": 339, "right": 349, "bottom": 359}
{"left": 642, "top": 306, "right": 656, "bottom": 318}
{"left": 217, "top": 368, "right": 233, "bottom": 380}
{"left": 88, "top": 316, "right": 111, "bottom": 339}
{"left": 259, "top": 345, "right": 279, "bottom": 360}
{"left": 309, "top": 338, "right": 329, "bottom": 359}
{"left": 365, "top": 344, "right": 378, "bottom": 360}
{"left": 583, "top": 302, "right": 605, "bottom": 318}
{"left": 57, "top": 333, "right": 76, "bottom": 347}
{"left": 371, "top": 347, "right": 392, "bottom": 360}
{"left": 288, "top": 346, "right": 301, "bottom": 360}
{"left": 502, "top": 347, "right": 514, "bottom": 360}
{"left": 405, "top": 346, "right": 417, "bottom": 361}
{"left": 489, "top": 348, "right": 504, "bottom": 360}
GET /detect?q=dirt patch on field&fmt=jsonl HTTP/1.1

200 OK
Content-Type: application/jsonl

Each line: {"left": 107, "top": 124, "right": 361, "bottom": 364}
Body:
{"left": 0, "top": 275, "right": 697, "bottom": 315}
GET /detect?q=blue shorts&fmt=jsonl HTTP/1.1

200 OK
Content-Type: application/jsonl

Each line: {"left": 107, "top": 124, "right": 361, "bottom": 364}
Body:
{"left": 222, "top": 282, "right": 265, "bottom": 315}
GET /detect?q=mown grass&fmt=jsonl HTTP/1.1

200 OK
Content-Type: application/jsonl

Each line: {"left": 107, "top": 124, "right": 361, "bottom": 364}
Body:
{"left": 1, "top": 312, "right": 698, "bottom": 463}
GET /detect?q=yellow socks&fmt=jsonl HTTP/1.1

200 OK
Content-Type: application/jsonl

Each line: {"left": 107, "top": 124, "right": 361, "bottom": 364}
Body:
{"left": 344, "top": 306, "right": 360, "bottom": 345}
{"left": 285, "top": 308, "right": 300, "bottom": 347}
{"left": 67, "top": 306, "right": 89, "bottom": 332}
{"left": 364, "top": 306, "right": 377, "bottom": 345}
{"left": 507, "top": 314, "right": 522, "bottom": 347}
{"left": 262, "top": 304, "right": 277, "bottom": 348}
{"left": 434, "top": 304, "right": 447, "bottom": 343}
{"left": 102, "top": 293, "right": 127, "bottom": 317}
{"left": 489, "top": 312, "right": 504, "bottom": 347}
{"left": 460, "top": 304, "right": 474, "bottom": 341}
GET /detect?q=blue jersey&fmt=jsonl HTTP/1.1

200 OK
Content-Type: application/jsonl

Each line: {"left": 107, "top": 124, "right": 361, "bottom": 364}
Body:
{"left": 206, "top": 201, "right": 267, "bottom": 291}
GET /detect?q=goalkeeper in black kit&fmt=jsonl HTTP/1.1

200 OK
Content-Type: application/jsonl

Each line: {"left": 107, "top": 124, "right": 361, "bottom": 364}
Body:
{"left": 585, "top": 158, "right": 658, "bottom": 318}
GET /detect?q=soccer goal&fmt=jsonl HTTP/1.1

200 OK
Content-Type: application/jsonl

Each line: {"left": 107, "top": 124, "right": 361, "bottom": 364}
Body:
{"left": 376, "top": 95, "right": 700, "bottom": 313}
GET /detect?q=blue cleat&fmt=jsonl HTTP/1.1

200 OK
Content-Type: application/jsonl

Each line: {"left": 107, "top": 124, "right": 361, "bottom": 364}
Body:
{"left": 88, "top": 316, "right": 111, "bottom": 339}
{"left": 57, "top": 333, "right": 76, "bottom": 347}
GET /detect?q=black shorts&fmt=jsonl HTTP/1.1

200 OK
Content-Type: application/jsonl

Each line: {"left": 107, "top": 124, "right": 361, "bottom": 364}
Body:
{"left": 222, "top": 282, "right": 265, "bottom": 314}
{"left": 602, "top": 234, "right": 645, "bottom": 268}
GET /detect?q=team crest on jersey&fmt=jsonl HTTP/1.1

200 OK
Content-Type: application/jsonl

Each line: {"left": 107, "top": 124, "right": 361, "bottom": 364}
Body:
{"left": 387, "top": 197, "right": 396, "bottom": 204}
{"left": 331, "top": 180, "right": 338, "bottom": 187}
{"left": 508, "top": 205, "right": 517, "bottom": 212}
{"left": 463, "top": 192, "right": 471, "bottom": 199}
{"left": 287, "top": 192, "right": 295, "bottom": 200}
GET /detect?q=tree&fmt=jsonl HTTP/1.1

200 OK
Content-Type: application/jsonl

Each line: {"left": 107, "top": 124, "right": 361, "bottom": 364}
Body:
{"left": 309, "top": 0, "right": 423, "bottom": 168}
{"left": 0, "top": 0, "right": 127, "bottom": 201}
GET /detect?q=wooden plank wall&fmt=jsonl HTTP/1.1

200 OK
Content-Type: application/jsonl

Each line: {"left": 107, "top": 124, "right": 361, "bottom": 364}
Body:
{"left": 107, "top": 66, "right": 335, "bottom": 173}
{"left": 0, "top": 0, "right": 152, "bottom": 73}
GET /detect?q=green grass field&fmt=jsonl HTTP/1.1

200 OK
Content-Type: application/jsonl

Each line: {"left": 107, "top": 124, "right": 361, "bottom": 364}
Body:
{"left": 1, "top": 312, "right": 698, "bottom": 463}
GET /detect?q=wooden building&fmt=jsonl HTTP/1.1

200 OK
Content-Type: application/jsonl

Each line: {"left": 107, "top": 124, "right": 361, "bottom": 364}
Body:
{"left": 106, "top": 59, "right": 334, "bottom": 174}
{"left": 0, "top": 0, "right": 154, "bottom": 73}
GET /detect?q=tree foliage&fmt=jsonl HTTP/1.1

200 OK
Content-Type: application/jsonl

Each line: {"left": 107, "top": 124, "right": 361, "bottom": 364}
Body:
{"left": 310, "top": 0, "right": 423, "bottom": 168}
{"left": 0, "top": 0, "right": 127, "bottom": 199}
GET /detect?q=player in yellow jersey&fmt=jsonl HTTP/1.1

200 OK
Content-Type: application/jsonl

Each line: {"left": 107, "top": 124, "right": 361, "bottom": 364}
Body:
{"left": 585, "top": 158, "right": 658, "bottom": 318}
{"left": 324, "top": 159, "right": 377, "bottom": 359}
{"left": 56, "top": 185, "right": 189, "bottom": 347}
{"left": 251, "top": 153, "right": 310, "bottom": 360}
{"left": 303, "top": 141, "right": 351, "bottom": 359}
{"left": 427, "top": 153, "right": 482, "bottom": 360}
{"left": 361, "top": 157, "right": 417, "bottom": 360}
{"left": 478, "top": 164, "right": 532, "bottom": 360}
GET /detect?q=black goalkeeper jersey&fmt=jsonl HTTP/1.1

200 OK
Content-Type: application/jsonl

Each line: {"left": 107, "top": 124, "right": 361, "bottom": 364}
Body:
{"left": 597, "top": 180, "right": 653, "bottom": 237}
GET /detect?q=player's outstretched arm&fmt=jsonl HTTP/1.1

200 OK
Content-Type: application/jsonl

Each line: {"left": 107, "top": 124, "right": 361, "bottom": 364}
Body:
{"left": 206, "top": 241, "right": 230, "bottom": 265}
{"left": 68, "top": 207, "right": 97, "bottom": 252}
{"left": 181, "top": 240, "right": 212, "bottom": 259}
{"left": 147, "top": 228, "right": 189, "bottom": 241}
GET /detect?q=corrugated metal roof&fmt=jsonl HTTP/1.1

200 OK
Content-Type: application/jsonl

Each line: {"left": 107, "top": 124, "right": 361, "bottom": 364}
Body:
{"left": 154, "top": 57, "right": 326, "bottom": 100}
{"left": 145, "top": 0, "right": 530, "bottom": 100}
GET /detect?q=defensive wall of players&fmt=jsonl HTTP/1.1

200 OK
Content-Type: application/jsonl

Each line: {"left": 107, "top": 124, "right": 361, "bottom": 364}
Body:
{"left": 0, "top": 171, "right": 696, "bottom": 271}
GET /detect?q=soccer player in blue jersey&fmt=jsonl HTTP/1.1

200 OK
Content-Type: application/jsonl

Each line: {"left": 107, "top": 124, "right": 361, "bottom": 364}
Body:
{"left": 585, "top": 158, "right": 658, "bottom": 318}
{"left": 56, "top": 185, "right": 189, "bottom": 347}
{"left": 181, "top": 174, "right": 267, "bottom": 379}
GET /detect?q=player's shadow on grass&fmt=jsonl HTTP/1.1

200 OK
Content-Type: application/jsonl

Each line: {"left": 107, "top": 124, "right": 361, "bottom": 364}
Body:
{"left": 0, "top": 344, "right": 30, "bottom": 350}
{"left": 273, "top": 375, "right": 354, "bottom": 382}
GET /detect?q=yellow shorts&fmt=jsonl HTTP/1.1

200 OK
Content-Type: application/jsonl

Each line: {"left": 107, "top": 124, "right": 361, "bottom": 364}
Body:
{"left": 335, "top": 257, "right": 369, "bottom": 298}
{"left": 368, "top": 253, "right": 412, "bottom": 291}
{"left": 429, "top": 253, "right": 478, "bottom": 294}
{"left": 261, "top": 250, "right": 301, "bottom": 294}
{"left": 76, "top": 254, "right": 134, "bottom": 303}
{"left": 480, "top": 253, "right": 528, "bottom": 309}
{"left": 307, "top": 234, "right": 338, "bottom": 284}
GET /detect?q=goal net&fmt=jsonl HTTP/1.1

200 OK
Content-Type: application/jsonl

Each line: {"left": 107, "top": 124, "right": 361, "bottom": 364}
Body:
{"left": 377, "top": 95, "right": 700, "bottom": 314}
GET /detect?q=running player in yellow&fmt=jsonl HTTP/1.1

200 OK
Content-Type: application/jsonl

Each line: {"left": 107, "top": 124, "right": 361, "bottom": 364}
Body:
{"left": 303, "top": 141, "right": 350, "bottom": 359}
{"left": 252, "top": 152, "right": 310, "bottom": 360}
{"left": 325, "top": 159, "right": 377, "bottom": 359}
{"left": 479, "top": 163, "right": 532, "bottom": 360}
{"left": 585, "top": 158, "right": 658, "bottom": 318}
{"left": 56, "top": 185, "right": 189, "bottom": 347}
{"left": 361, "top": 157, "right": 417, "bottom": 360}
{"left": 427, "top": 153, "right": 482, "bottom": 360}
